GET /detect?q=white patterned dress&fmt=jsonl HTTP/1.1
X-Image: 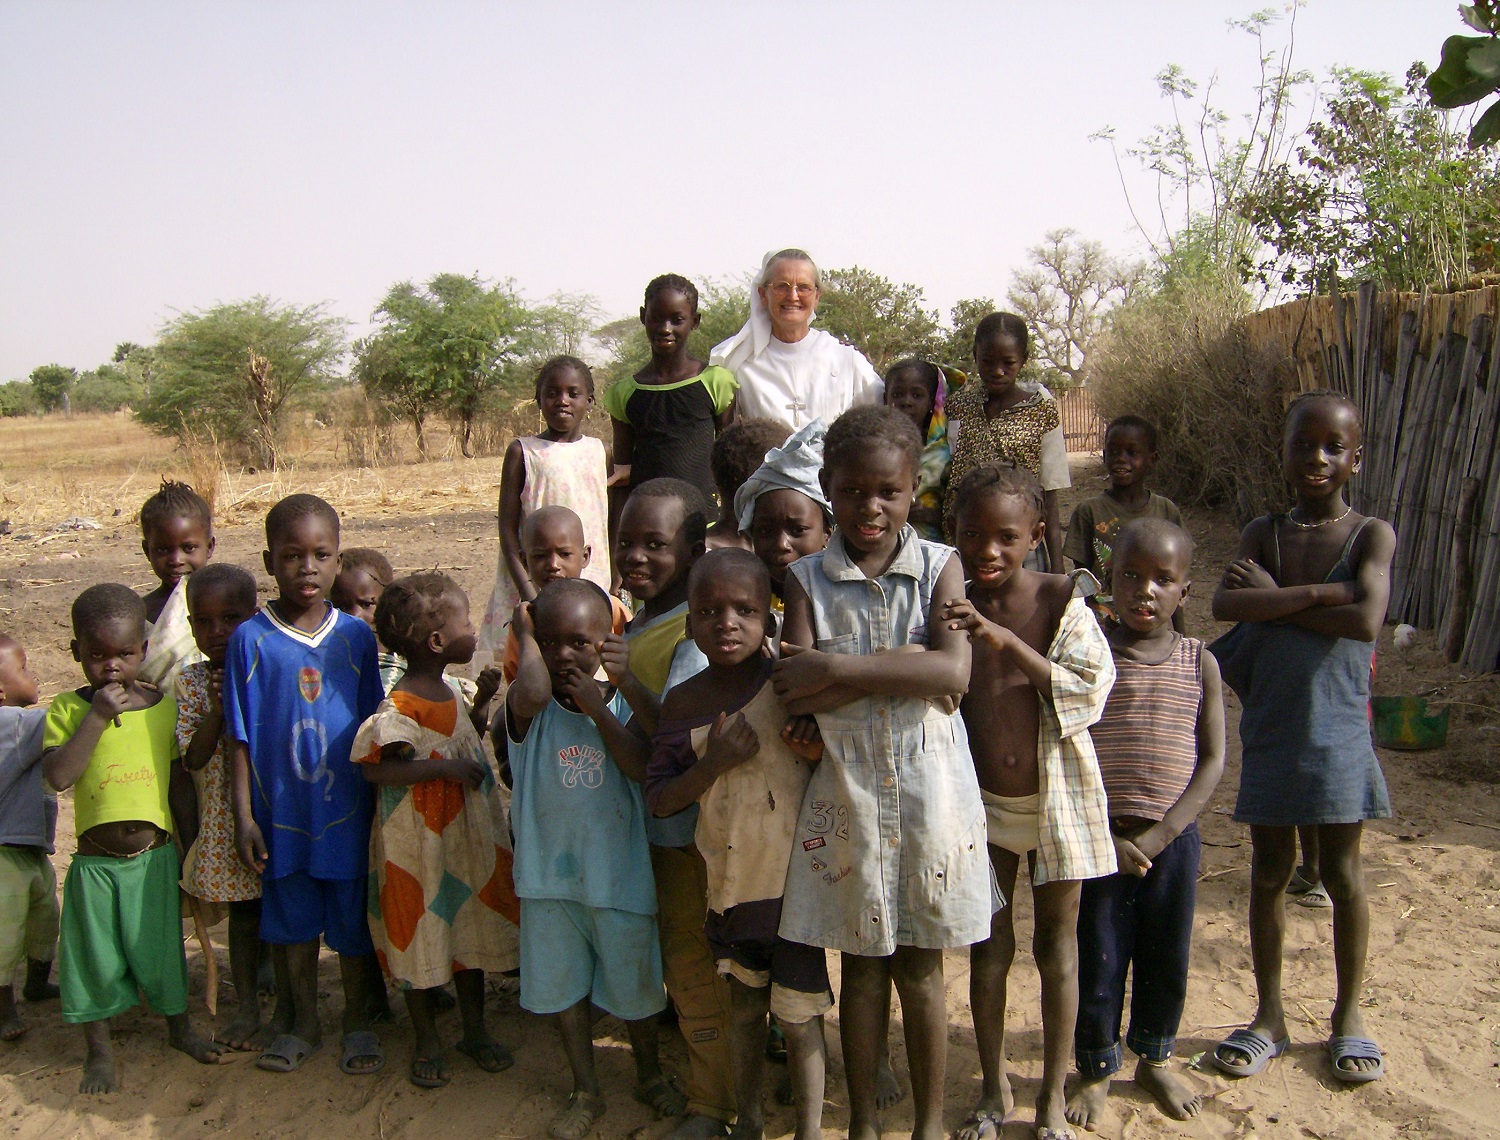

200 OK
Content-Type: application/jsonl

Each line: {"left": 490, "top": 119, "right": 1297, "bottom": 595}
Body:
{"left": 175, "top": 662, "right": 262, "bottom": 903}
{"left": 478, "top": 434, "right": 612, "bottom": 656}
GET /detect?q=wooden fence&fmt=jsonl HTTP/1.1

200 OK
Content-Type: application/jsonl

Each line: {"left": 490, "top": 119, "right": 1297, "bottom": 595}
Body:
{"left": 1057, "top": 386, "right": 1104, "bottom": 453}
{"left": 1236, "top": 282, "right": 1500, "bottom": 671}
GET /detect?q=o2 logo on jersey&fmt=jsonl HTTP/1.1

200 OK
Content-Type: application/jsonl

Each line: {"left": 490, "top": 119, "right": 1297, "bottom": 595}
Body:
{"left": 556, "top": 744, "right": 605, "bottom": 789}
{"left": 290, "top": 718, "right": 333, "bottom": 800}
{"left": 299, "top": 667, "right": 322, "bottom": 703}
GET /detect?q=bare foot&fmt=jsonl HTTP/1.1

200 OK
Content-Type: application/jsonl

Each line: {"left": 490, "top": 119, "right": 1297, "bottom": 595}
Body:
{"left": 217, "top": 1010, "right": 264, "bottom": 1051}
{"left": 1064, "top": 1074, "right": 1110, "bottom": 1130}
{"left": 81, "top": 1041, "right": 116, "bottom": 1094}
{"left": 874, "top": 1051, "right": 906, "bottom": 1110}
{"left": 1134, "top": 1060, "right": 1201, "bottom": 1120}
{"left": 167, "top": 1016, "right": 225, "bottom": 1066}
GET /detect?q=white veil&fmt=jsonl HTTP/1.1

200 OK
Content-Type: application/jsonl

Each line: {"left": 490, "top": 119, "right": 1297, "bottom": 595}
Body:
{"left": 710, "top": 248, "right": 819, "bottom": 374}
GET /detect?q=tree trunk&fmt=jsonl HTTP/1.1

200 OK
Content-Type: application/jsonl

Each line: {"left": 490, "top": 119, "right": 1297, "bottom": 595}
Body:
{"left": 247, "top": 350, "right": 278, "bottom": 469}
{"left": 411, "top": 412, "right": 427, "bottom": 459}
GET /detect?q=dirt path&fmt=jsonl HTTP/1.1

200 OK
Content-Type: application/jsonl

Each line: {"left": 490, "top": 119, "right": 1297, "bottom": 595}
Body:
{"left": 1, "top": 468, "right": 1497, "bottom": 1138}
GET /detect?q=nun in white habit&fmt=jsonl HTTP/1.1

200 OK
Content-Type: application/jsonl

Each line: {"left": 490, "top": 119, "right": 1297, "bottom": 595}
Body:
{"left": 710, "top": 248, "right": 882, "bottom": 428}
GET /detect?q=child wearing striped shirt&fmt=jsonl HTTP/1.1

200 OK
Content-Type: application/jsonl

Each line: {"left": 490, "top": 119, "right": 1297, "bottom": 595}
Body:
{"left": 1065, "top": 518, "right": 1224, "bottom": 1130}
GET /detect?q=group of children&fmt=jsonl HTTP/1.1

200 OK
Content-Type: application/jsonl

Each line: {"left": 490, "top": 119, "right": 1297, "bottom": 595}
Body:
{"left": 0, "top": 279, "right": 1396, "bottom": 1140}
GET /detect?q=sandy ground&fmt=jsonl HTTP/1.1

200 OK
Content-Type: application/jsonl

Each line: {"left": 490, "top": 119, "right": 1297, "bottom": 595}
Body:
{"left": 1, "top": 458, "right": 1498, "bottom": 1139}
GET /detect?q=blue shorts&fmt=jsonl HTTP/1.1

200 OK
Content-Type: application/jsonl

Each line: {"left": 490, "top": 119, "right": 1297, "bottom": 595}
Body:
{"left": 260, "top": 872, "right": 374, "bottom": 957}
{"left": 518, "top": 898, "right": 665, "bottom": 1021}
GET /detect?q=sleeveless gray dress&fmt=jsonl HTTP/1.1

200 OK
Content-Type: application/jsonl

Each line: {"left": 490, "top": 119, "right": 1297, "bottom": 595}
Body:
{"left": 1209, "top": 516, "right": 1392, "bottom": 826}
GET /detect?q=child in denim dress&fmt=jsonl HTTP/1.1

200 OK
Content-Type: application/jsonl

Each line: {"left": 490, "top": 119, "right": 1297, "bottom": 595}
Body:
{"left": 771, "top": 405, "right": 994, "bottom": 1140}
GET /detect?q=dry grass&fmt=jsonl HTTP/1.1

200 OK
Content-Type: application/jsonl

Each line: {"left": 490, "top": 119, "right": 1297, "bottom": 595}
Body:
{"left": 0, "top": 412, "right": 520, "bottom": 530}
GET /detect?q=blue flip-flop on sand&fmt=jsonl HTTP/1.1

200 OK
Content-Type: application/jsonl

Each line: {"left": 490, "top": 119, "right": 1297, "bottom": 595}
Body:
{"left": 1209, "top": 1028, "right": 1289, "bottom": 1077}
{"left": 1327, "top": 1035, "right": 1384, "bottom": 1083}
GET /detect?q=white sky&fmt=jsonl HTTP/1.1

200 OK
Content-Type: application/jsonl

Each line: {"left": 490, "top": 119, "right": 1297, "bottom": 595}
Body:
{"left": 0, "top": 1, "right": 1465, "bottom": 380}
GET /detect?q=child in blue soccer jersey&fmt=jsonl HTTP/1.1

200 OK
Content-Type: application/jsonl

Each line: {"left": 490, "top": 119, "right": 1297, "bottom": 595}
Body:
{"left": 223, "top": 494, "right": 386, "bottom": 1076}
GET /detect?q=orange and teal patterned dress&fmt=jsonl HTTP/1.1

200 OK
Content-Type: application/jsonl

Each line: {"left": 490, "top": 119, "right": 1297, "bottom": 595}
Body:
{"left": 353, "top": 691, "right": 519, "bottom": 988}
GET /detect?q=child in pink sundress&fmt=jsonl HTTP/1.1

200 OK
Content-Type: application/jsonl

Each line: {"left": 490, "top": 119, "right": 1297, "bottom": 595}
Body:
{"left": 478, "top": 356, "right": 613, "bottom": 659}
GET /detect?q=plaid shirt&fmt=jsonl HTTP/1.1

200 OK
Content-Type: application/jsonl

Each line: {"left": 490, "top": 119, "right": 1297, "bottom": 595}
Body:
{"left": 1034, "top": 594, "right": 1118, "bottom": 885}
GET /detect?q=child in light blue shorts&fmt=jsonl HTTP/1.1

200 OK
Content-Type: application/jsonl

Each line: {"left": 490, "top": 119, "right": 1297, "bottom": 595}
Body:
{"left": 503, "top": 578, "right": 684, "bottom": 1139}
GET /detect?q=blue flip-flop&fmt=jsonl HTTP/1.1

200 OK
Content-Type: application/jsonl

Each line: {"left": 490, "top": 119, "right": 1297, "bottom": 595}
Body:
{"left": 256, "top": 1033, "right": 321, "bottom": 1073}
{"left": 1210, "top": 1028, "right": 1289, "bottom": 1077}
{"left": 339, "top": 1029, "right": 385, "bottom": 1075}
{"left": 1327, "top": 1035, "right": 1384, "bottom": 1083}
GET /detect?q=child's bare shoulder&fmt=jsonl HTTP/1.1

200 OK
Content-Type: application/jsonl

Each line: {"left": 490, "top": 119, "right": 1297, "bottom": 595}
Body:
{"left": 1236, "top": 514, "right": 1276, "bottom": 556}
{"left": 1038, "top": 570, "right": 1076, "bottom": 613}
{"left": 1349, "top": 514, "right": 1396, "bottom": 561}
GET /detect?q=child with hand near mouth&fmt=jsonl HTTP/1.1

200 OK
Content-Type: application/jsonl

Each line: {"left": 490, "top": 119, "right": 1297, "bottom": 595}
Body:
{"left": 175, "top": 563, "right": 266, "bottom": 1051}
{"left": 44, "top": 585, "right": 223, "bottom": 1093}
{"left": 503, "top": 578, "right": 676, "bottom": 1140}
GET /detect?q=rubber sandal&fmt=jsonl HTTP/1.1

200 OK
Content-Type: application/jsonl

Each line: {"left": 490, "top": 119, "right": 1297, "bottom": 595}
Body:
{"left": 633, "top": 1073, "right": 687, "bottom": 1118}
{"left": 408, "top": 1054, "right": 450, "bottom": 1089}
{"left": 1209, "top": 1028, "right": 1289, "bottom": 1077}
{"left": 952, "top": 1108, "right": 1007, "bottom": 1140}
{"left": 1296, "top": 882, "right": 1333, "bottom": 908}
{"left": 339, "top": 1029, "right": 385, "bottom": 1075}
{"left": 1286, "top": 867, "right": 1318, "bottom": 895}
{"left": 1327, "top": 1035, "right": 1384, "bottom": 1083}
{"left": 1036, "top": 1128, "right": 1078, "bottom": 1140}
{"left": 548, "top": 1090, "right": 607, "bottom": 1140}
{"left": 256, "top": 1033, "right": 320, "bottom": 1073}
{"left": 456, "top": 1038, "right": 514, "bottom": 1073}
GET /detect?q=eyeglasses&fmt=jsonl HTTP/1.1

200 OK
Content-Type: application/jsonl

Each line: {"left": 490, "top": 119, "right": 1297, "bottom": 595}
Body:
{"left": 765, "top": 281, "right": 817, "bottom": 299}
